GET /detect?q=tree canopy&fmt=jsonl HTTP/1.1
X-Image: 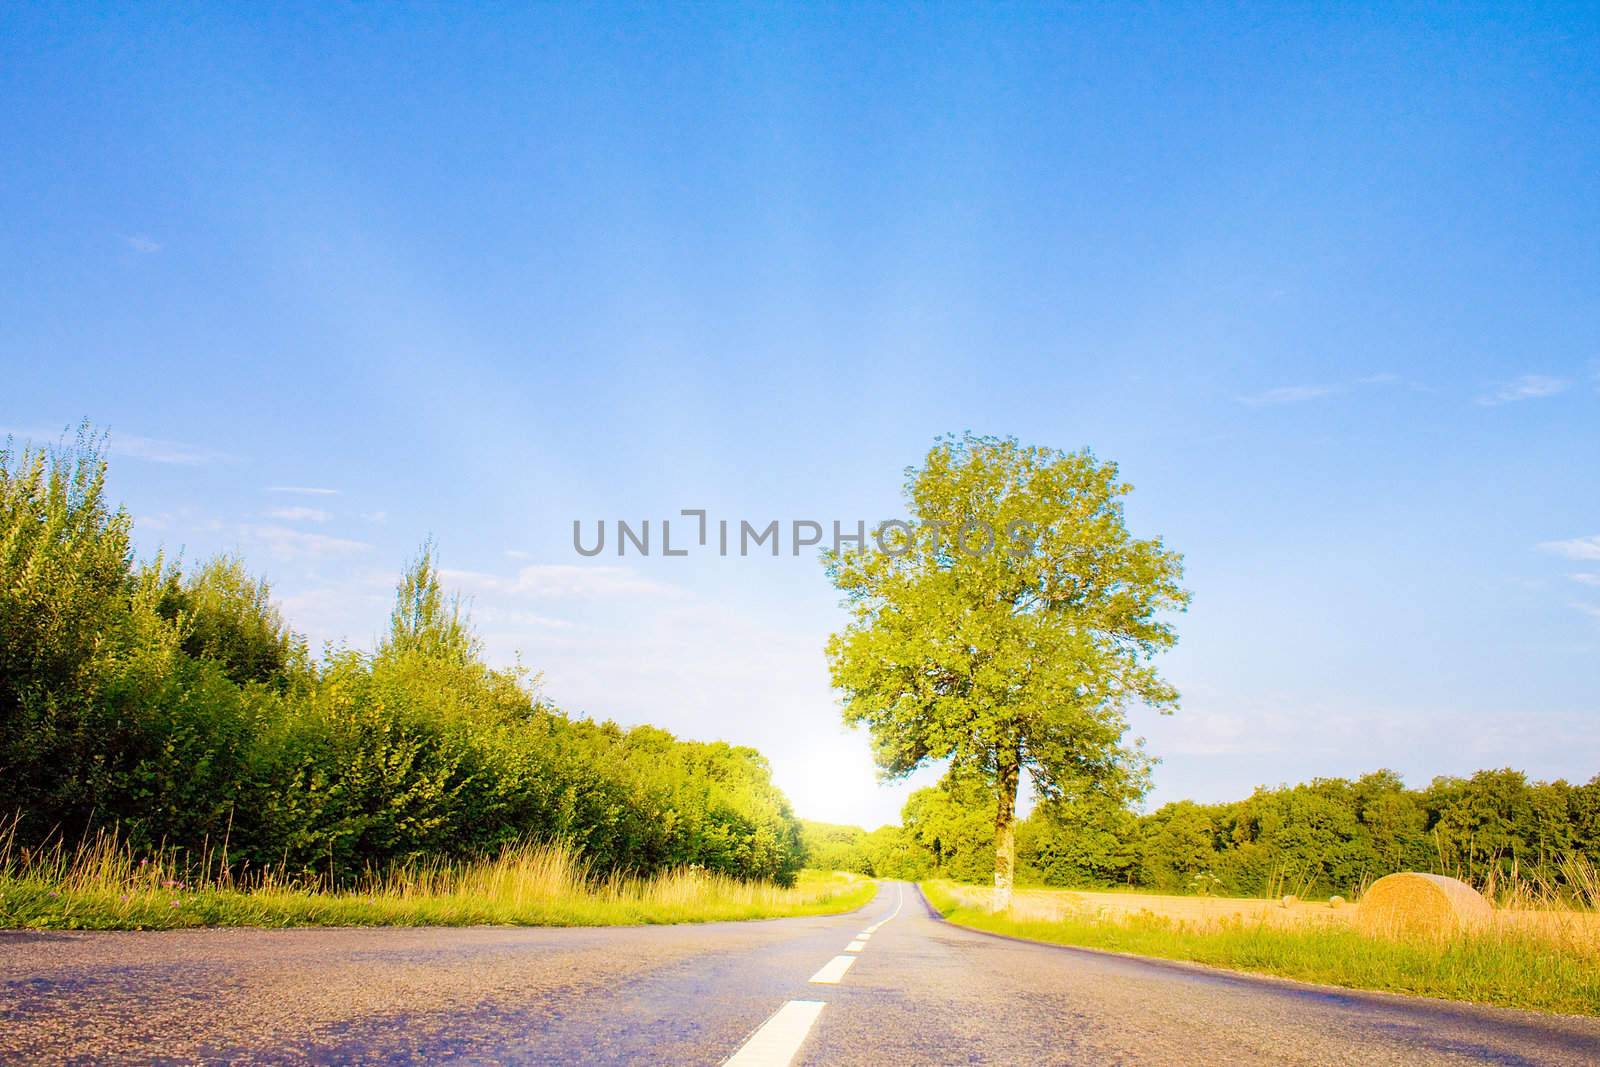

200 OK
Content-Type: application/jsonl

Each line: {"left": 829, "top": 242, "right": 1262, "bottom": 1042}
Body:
{"left": 825, "top": 434, "right": 1188, "bottom": 904}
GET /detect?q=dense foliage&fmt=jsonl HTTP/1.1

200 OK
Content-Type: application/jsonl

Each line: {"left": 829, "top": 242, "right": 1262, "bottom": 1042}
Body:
{"left": 799, "top": 820, "right": 932, "bottom": 881}
{"left": 1100, "top": 769, "right": 1600, "bottom": 896}
{"left": 0, "top": 432, "right": 804, "bottom": 884}
{"left": 845, "top": 769, "right": 1600, "bottom": 897}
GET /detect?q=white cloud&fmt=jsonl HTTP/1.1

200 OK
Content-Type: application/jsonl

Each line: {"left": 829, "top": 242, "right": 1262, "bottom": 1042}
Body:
{"left": 1477, "top": 375, "right": 1570, "bottom": 406}
{"left": 1150, "top": 710, "right": 1288, "bottom": 757}
{"left": 114, "top": 433, "right": 235, "bottom": 465}
{"left": 242, "top": 524, "right": 369, "bottom": 560}
{"left": 3, "top": 426, "right": 231, "bottom": 465}
{"left": 276, "top": 572, "right": 398, "bottom": 649}
{"left": 135, "top": 511, "right": 224, "bottom": 536}
{"left": 505, "top": 549, "right": 532, "bottom": 560}
{"left": 441, "top": 563, "right": 682, "bottom": 601}
{"left": 1236, "top": 384, "right": 1340, "bottom": 407}
{"left": 1573, "top": 603, "right": 1600, "bottom": 621}
{"left": 268, "top": 506, "right": 331, "bottom": 523}
{"left": 361, "top": 510, "right": 388, "bottom": 524}
{"left": 474, "top": 607, "right": 577, "bottom": 630}
{"left": 1571, "top": 573, "right": 1600, "bottom": 587}
{"left": 1236, "top": 374, "right": 1407, "bottom": 408}
{"left": 1539, "top": 536, "right": 1600, "bottom": 561}
{"left": 123, "top": 234, "right": 162, "bottom": 254}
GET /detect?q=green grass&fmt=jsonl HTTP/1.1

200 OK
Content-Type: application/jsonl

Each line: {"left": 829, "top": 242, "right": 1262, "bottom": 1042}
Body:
{"left": 0, "top": 834, "right": 876, "bottom": 930}
{"left": 921, "top": 881, "right": 1600, "bottom": 1017}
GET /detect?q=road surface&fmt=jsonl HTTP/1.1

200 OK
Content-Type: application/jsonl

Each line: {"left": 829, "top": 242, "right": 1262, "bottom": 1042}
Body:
{"left": 3, "top": 882, "right": 1597, "bottom": 1064}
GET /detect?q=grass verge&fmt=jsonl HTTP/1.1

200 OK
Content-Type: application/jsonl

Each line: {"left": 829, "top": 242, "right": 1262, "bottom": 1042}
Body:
{"left": 921, "top": 880, "right": 1600, "bottom": 1017}
{"left": 0, "top": 834, "right": 875, "bottom": 930}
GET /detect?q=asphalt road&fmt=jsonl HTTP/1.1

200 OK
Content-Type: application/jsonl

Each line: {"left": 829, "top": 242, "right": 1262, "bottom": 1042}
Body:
{"left": 3, "top": 882, "right": 1598, "bottom": 1065}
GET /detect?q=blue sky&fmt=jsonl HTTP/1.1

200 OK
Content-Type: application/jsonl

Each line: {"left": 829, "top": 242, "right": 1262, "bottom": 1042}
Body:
{"left": 4, "top": 4, "right": 1597, "bottom": 827}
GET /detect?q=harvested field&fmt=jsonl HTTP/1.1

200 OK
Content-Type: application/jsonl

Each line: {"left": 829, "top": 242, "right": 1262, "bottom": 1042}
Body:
{"left": 934, "top": 881, "right": 1600, "bottom": 955}
{"left": 940, "top": 884, "right": 1355, "bottom": 930}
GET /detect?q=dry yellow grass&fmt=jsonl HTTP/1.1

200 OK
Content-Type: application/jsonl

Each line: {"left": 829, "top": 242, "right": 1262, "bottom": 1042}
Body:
{"left": 943, "top": 884, "right": 1353, "bottom": 931}
{"left": 0, "top": 827, "right": 877, "bottom": 929}
{"left": 936, "top": 874, "right": 1600, "bottom": 961}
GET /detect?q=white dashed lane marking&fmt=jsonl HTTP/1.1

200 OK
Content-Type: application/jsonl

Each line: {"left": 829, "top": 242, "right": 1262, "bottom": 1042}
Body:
{"left": 808, "top": 955, "right": 857, "bottom": 985}
{"left": 723, "top": 999, "right": 826, "bottom": 1067}
{"left": 726, "top": 883, "right": 904, "bottom": 1064}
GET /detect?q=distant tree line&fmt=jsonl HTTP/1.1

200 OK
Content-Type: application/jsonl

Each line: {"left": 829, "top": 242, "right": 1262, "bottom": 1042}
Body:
{"left": 0, "top": 431, "right": 804, "bottom": 884}
{"left": 806, "top": 769, "right": 1600, "bottom": 897}
{"left": 1101, "top": 769, "right": 1600, "bottom": 896}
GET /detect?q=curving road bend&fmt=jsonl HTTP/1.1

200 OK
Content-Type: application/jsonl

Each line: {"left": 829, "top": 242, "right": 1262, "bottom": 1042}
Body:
{"left": 2, "top": 882, "right": 1597, "bottom": 1065}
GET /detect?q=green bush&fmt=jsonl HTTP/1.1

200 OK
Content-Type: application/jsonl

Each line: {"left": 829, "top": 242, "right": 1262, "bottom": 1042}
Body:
{"left": 0, "top": 430, "right": 805, "bottom": 885}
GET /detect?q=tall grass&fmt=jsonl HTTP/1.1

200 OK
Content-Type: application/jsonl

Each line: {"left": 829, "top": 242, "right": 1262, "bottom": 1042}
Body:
{"left": 923, "top": 867, "right": 1600, "bottom": 1017}
{"left": 1481, "top": 853, "right": 1600, "bottom": 963}
{"left": 0, "top": 822, "right": 875, "bottom": 930}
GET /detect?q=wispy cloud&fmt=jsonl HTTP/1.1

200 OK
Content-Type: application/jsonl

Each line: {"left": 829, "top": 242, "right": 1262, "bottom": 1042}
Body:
{"left": 266, "top": 486, "right": 340, "bottom": 496}
{"left": 1151, "top": 710, "right": 1289, "bottom": 757}
{"left": 1477, "top": 375, "right": 1569, "bottom": 407}
{"left": 1235, "top": 373, "right": 1405, "bottom": 408}
{"left": 1539, "top": 536, "right": 1600, "bottom": 561}
{"left": 135, "top": 511, "right": 222, "bottom": 534}
{"left": 442, "top": 563, "right": 681, "bottom": 601}
{"left": 3, "top": 426, "right": 231, "bottom": 465}
{"left": 122, "top": 233, "right": 162, "bottom": 254}
{"left": 242, "top": 524, "right": 369, "bottom": 560}
{"left": 1572, "top": 603, "right": 1600, "bottom": 621}
{"left": 473, "top": 606, "right": 577, "bottom": 630}
{"left": 1236, "top": 384, "right": 1341, "bottom": 407}
{"left": 114, "top": 433, "right": 234, "bottom": 465}
{"left": 361, "top": 510, "right": 388, "bottom": 524}
{"left": 268, "top": 506, "right": 331, "bottom": 523}
{"left": 1571, "top": 573, "right": 1600, "bottom": 587}
{"left": 275, "top": 571, "right": 398, "bottom": 647}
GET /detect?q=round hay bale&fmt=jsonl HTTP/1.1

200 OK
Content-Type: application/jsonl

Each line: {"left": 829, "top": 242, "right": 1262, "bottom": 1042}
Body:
{"left": 1328, "top": 895, "right": 1345, "bottom": 908}
{"left": 1279, "top": 894, "right": 1297, "bottom": 908}
{"left": 1358, "top": 873, "right": 1491, "bottom": 938}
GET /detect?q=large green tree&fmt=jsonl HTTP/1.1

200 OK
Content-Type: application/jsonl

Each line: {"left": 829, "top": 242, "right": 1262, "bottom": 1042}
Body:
{"left": 825, "top": 435, "right": 1188, "bottom": 906}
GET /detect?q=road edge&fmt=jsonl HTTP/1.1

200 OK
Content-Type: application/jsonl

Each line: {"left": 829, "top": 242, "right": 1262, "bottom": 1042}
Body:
{"left": 912, "top": 882, "right": 1600, "bottom": 1030}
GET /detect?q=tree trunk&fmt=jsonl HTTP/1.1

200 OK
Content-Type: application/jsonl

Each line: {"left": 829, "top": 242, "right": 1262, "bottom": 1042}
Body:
{"left": 993, "top": 748, "right": 1020, "bottom": 911}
